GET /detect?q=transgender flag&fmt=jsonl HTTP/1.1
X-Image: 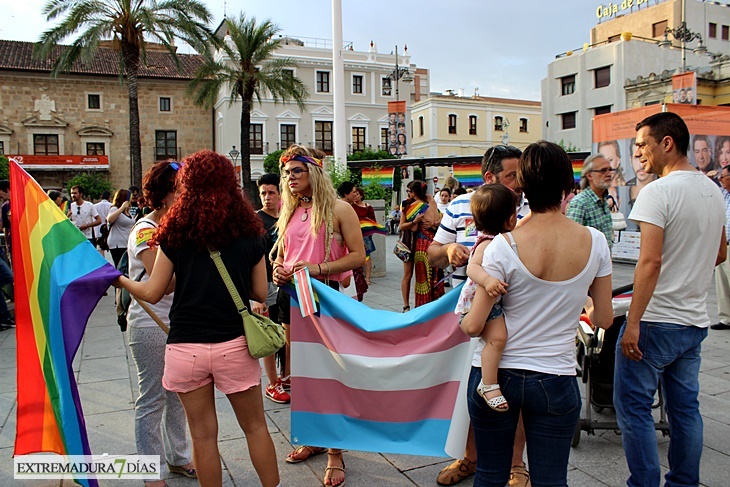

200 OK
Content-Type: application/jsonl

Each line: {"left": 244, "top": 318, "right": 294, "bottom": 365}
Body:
{"left": 290, "top": 280, "right": 473, "bottom": 457}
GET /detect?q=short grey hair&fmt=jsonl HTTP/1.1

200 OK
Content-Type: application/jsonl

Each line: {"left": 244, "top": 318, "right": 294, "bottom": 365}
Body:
{"left": 580, "top": 153, "right": 607, "bottom": 190}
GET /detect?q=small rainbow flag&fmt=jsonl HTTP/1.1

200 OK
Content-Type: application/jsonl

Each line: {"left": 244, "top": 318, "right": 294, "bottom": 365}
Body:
{"left": 405, "top": 201, "right": 428, "bottom": 222}
{"left": 362, "top": 167, "right": 395, "bottom": 188}
{"left": 572, "top": 160, "right": 584, "bottom": 184}
{"left": 360, "top": 217, "right": 387, "bottom": 238}
{"left": 11, "top": 159, "right": 120, "bottom": 487}
{"left": 60, "top": 200, "right": 69, "bottom": 214}
{"left": 452, "top": 164, "right": 482, "bottom": 187}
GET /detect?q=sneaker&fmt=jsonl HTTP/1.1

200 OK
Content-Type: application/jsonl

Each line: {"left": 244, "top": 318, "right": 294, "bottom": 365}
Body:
{"left": 710, "top": 322, "right": 730, "bottom": 330}
{"left": 265, "top": 382, "right": 290, "bottom": 404}
{"left": 279, "top": 375, "right": 291, "bottom": 391}
{"left": 0, "top": 317, "right": 14, "bottom": 328}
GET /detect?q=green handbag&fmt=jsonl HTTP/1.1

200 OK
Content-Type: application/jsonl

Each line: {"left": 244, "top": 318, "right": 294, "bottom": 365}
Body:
{"left": 208, "top": 248, "right": 286, "bottom": 359}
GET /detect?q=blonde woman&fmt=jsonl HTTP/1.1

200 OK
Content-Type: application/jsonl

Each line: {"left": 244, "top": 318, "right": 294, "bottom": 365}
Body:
{"left": 271, "top": 145, "right": 365, "bottom": 487}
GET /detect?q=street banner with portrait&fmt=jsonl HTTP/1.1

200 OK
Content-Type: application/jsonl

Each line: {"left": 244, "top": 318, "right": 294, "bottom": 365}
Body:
{"left": 672, "top": 72, "right": 697, "bottom": 105}
{"left": 593, "top": 104, "right": 730, "bottom": 261}
{"left": 387, "top": 101, "right": 407, "bottom": 157}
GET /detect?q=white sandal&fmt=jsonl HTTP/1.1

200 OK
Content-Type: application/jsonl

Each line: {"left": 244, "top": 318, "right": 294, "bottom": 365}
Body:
{"left": 477, "top": 381, "right": 509, "bottom": 412}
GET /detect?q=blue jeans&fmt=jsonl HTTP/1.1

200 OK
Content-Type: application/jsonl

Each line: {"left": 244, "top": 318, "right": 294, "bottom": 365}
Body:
{"left": 614, "top": 321, "right": 707, "bottom": 487}
{"left": 468, "top": 367, "right": 581, "bottom": 487}
{"left": 0, "top": 255, "right": 13, "bottom": 321}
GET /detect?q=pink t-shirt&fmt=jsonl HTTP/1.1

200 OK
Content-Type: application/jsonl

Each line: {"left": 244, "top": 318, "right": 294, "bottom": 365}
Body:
{"left": 282, "top": 206, "right": 352, "bottom": 282}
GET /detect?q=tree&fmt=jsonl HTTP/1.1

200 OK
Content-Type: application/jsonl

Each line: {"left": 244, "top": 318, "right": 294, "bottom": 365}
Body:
{"left": 557, "top": 139, "right": 582, "bottom": 153}
{"left": 66, "top": 172, "right": 114, "bottom": 201}
{"left": 36, "top": 0, "right": 216, "bottom": 188}
{"left": 263, "top": 150, "right": 284, "bottom": 175}
{"left": 187, "top": 14, "right": 308, "bottom": 204}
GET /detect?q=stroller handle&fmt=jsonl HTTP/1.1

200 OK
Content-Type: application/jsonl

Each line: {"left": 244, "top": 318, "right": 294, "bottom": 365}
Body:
{"left": 612, "top": 283, "right": 633, "bottom": 298}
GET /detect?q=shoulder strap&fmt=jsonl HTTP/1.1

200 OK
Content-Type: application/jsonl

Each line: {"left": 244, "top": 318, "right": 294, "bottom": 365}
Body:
{"left": 504, "top": 232, "right": 519, "bottom": 257}
{"left": 208, "top": 247, "right": 249, "bottom": 316}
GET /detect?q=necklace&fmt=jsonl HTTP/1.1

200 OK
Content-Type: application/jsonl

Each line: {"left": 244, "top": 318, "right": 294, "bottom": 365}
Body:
{"left": 299, "top": 195, "right": 312, "bottom": 203}
{"left": 301, "top": 207, "right": 310, "bottom": 222}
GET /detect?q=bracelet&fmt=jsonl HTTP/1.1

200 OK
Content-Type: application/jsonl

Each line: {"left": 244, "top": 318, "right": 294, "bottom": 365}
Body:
{"left": 324, "top": 261, "right": 331, "bottom": 275}
{"left": 317, "top": 263, "right": 322, "bottom": 276}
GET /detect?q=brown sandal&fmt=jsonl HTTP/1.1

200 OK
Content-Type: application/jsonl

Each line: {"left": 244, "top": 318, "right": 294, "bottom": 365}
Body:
{"left": 436, "top": 457, "right": 476, "bottom": 486}
{"left": 286, "top": 445, "right": 327, "bottom": 464}
{"left": 508, "top": 464, "right": 530, "bottom": 487}
{"left": 323, "top": 451, "right": 346, "bottom": 487}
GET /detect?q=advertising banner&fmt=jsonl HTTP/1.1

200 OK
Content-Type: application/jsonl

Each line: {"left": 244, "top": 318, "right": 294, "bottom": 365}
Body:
{"left": 592, "top": 104, "right": 730, "bottom": 261}
{"left": 387, "top": 100, "right": 407, "bottom": 157}
{"left": 672, "top": 72, "right": 697, "bottom": 105}
{"left": 9, "top": 155, "right": 109, "bottom": 169}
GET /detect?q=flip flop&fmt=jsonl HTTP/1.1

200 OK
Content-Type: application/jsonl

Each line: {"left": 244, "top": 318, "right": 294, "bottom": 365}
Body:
{"left": 323, "top": 452, "right": 346, "bottom": 487}
{"left": 286, "top": 445, "right": 327, "bottom": 464}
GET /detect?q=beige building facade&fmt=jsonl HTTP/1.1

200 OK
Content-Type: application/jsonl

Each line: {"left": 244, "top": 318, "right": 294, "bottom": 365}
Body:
{"left": 0, "top": 40, "right": 212, "bottom": 191}
{"left": 409, "top": 93, "right": 542, "bottom": 158}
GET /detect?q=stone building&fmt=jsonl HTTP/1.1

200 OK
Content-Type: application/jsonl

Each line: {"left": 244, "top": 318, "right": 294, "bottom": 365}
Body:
{"left": 0, "top": 40, "right": 212, "bottom": 191}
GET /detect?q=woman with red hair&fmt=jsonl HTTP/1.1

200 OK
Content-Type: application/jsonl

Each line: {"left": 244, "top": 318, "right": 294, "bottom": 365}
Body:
{"left": 116, "top": 150, "right": 280, "bottom": 487}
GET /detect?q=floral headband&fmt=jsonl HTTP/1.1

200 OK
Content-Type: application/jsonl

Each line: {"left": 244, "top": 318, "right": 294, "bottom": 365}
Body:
{"left": 279, "top": 154, "right": 323, "bottom": 168}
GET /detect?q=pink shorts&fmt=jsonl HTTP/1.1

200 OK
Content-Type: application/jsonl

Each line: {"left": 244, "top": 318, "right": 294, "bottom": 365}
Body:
{"left": 163, "top": 336, "right": 261, "bottom": 394}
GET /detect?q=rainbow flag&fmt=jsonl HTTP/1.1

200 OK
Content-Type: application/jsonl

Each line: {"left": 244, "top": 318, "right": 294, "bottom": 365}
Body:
{"left": 572, "top": 160, "right": 583, "bottom": 184}
{"left": 452, "top": 164, "right": 482, "bottom": 187}
{"left": 362, "top": 167, "right": 394, "bottom": 188}
{"left": 290, "top": 279, "right": 472, "bottom": 456}
{"left": 359, "top": 217, "right": 387, "bottom": 238}
{"left": 10, "top": 159, "right": 120, "bottom": 486}
{"left": 404, "top": 201, "right": 428, "bottom": 222}
{"left": 60, "top": 200, "right": 69, "bottom": 214}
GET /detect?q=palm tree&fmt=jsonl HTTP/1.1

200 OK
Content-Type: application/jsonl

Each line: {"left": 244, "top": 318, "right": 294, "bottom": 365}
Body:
{"left": 187, "top": 14, "right": 308, "bottom": 203}
{"left": 36, "top": 0, "right": 216, "bottom": 187}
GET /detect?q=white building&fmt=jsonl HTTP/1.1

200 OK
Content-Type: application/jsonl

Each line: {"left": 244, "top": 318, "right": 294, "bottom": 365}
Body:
{"left": 212, "top": 33, "right": 429, "bottom": 178}
{"left": 542, "top": 0, "right": 730, "bottom": 150}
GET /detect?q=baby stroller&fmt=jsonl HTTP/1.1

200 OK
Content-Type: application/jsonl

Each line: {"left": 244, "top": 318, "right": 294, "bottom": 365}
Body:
{"left": 572, "top": 283, "right": 670, "bottom": 446}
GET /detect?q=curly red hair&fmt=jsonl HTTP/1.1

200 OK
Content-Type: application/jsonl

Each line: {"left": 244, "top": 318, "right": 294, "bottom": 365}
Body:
{"left": 154, "top": 150, "right": 263, "bottom": 250}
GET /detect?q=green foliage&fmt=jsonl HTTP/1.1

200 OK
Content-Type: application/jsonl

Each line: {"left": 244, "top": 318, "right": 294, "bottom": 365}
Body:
{"left": 0, "top": 155, "right": 8, "bottom": 180}
{"left": 413, "top": 167, "right": 423, "bottom": 181}
{"left": 556, "top": 139, "right": 582, "bottom": 153}
{"left": 65, "top": 173, "right": 113, "bottom": 201}
{"left": 264, "top": 150, "right": 283, "bottom": 175}
{"left": 326, "top": 160, "right": 358, "bottom": 191}
{"left": 346, "top": 148, "right": 396, "bottom": 162}
{"left": 363, "top": 181, "right": 391, "bottom": 202}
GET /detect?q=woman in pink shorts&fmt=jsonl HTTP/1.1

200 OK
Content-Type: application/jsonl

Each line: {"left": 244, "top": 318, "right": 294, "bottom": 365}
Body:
{"left": 117, "top": 150, "right": 279, "bottom": 487}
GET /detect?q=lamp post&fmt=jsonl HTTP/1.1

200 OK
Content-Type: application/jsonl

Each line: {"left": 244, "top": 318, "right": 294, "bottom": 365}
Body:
{"left": 657, "top": 0, "right": 706, "bottom": 72}
{"left": 229, "top": 145, "right": 240, "bottom": 186}
{"left": 386, "top": 45, "right": 414, "bottom": 102}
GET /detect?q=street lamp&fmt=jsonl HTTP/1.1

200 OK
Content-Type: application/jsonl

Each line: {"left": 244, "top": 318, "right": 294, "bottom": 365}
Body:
{"left": 228, "top": 145, "right": 240, "bottom": 186}
{"left": 386, "top": 45, "right": 414, "bottom": 102}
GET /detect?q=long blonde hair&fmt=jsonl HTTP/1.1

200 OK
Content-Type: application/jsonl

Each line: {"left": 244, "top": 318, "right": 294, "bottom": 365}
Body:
{"left": 272, "top": 145, "right": 338, "bottom": 262}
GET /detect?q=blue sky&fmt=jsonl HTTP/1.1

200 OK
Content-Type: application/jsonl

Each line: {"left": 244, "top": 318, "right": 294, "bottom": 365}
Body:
{"left": 2, "top": 0, "right": 611, "bottom": 100}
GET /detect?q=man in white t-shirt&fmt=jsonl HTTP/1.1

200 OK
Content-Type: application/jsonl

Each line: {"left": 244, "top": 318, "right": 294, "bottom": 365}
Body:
{"left": 615, "top": 112, "right": 726, "bottom": 487}
{"left": 94, "top": 191, "right": 112, "bottom": 224}
{"left": 68, "top": 185, "right": 101, "bottom": 243}
{"left": 427, "top": 145, "right": 531, "bottom": 487}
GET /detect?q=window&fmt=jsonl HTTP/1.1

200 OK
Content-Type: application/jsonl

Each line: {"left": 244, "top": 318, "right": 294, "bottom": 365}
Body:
{"left": 608, "top": 34, "right": 621, "bottom": 43}
{"left": 250, "top": 123, "right": 263, "bottom": 155}
{"left": 469, "top": 116, "right": 477, "bottom": 135}
{"left": 352, "top": 127, "right": 366, "bottom": 152}
{"left": 561, "top": 75, "right": 575, "bottom": 96}
{"left": 280, "top": 124, "right": 296, "bottom": 150}
{"left": 155, "top": 130, "right": 177, "bottom": 160}
{"left": 382, "top": 77, "right": 392, "bottom": 96}
{"left": 448, "top": 114, "right": 457, "bottom": 134}
{"left": 419, "top": 116, "right": 424, "bottom": 136}
{"left": 86, "top": 142, "right": 105, "bottom": 155}
{"left": 494, "top": 116, "right": 504, "bottom": 132}
{"left": 316, "top": 71, "right": 330, "bottom": 93}
{"left": 282, "top": 69, "right": 294, "bottom": 80}
{"left": 561, "top": 112, "right": 577, "bottom": 130}
{"left": 352, "top": 75, "right": 363, "bottom": 94}
{"left": 87, "top": 94, "right": 101, "bottom": 110}
{"left": 709, "top": 23, "right": 717, "bottom": 38}
{"left": 159, "top": 97, "right": 171, "bottom": 112}
{"left": 0, "top": 142, "right": 4, "bottom": 155}
{"left": 594, "top": 105, "right": 612, "bottom": 115}
{"left": 645, "top": 100, "right": 661, "bottom": 106}
{"left": 33, "top": 134, "right": 59, "bottom": 155}
{"left": 381, "top": 128, "right": 388, "bottom": 149}
{"left": 723, "top": 25, "right": 729, "bottom": 41}
{"left": 594, "top": 66, "right": 611, "bottom": 89}
{"left": 315, "top": 121, "right": 333, "bottom": 154}
{"left": 652, "top": 20, "right": 668, "bottom": 38}
{"left": 519, "top": 118, "right": 528, "bottom": 133}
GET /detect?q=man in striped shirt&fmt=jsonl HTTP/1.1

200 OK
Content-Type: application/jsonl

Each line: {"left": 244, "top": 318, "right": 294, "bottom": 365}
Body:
{"left": 427, "top": 145, "right": 530, "bottom": 487}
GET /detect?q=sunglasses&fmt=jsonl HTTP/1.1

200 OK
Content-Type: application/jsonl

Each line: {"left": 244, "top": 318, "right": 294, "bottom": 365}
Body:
{"left": 591, "top": 168, "right": 616, "bottom": 174}
{"left": 77, "top": 206, "right": 80, "bottom": 215}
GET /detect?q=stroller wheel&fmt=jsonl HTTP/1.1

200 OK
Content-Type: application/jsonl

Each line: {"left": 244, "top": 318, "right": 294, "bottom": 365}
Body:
{"left": 571, "top": 420, "right": 581, "bottom": 447}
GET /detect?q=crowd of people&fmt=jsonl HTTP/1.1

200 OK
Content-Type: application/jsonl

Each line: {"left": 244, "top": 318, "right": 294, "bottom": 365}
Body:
{"left": 2, "top": 110, "right": 724, "bottom": 487}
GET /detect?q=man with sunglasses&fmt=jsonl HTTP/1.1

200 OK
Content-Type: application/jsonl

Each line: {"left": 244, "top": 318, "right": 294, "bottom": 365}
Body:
{"left": 428, "top": 145, "right": 531, "bottom": 487}
{"left": 68, "top": 185, "right": 101, "bottom": 244}
{"left": 566, "top": 153, "right": 615, "bottom": 249}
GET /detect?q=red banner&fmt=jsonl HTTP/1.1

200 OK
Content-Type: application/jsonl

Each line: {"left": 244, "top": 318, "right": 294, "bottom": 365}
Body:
{"left": 672, "top": 72, "right": 697, "bottom": 105}
{"left": 8, "top": 155, "right": 109, "bottom": 169}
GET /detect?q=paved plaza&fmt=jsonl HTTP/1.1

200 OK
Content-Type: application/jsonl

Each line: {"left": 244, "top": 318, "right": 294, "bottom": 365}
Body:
{"left": 2, "top": 234, "right": 730, "bottom": 486}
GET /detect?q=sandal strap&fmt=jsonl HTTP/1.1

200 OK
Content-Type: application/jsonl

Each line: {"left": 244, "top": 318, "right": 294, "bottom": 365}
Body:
{"left": 479, "top": 382, "right": 502, "bottom": 393}
{"left": 325, "top": 466, "right": 346, "bottom": 473}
